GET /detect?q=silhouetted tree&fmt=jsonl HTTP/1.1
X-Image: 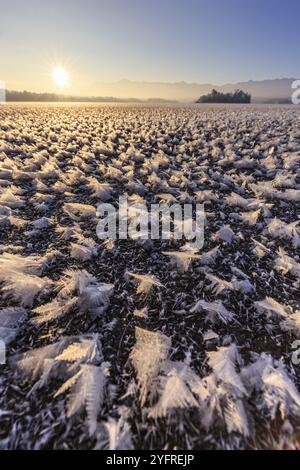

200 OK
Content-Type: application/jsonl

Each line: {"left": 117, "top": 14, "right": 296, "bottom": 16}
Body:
{"left": 196, "top": 89, "right": 251, "bottom": 104}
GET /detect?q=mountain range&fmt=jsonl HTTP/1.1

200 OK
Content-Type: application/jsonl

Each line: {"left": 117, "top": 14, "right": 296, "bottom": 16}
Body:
{"left": 5, "top": 78, "right": 298, "bottom": 103}
{"left": 91, "top": 78, "right": 297, "bottom": 103}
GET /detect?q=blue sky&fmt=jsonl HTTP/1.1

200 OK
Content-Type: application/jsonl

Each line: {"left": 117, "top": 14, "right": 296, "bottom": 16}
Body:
{"left": 0, "top": 0, "right": 299, "bottom": 93}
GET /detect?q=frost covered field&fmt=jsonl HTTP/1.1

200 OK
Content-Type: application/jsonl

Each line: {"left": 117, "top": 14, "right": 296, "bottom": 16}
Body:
{"left": 1, "top": 103, "right": 300, "bottom": 450}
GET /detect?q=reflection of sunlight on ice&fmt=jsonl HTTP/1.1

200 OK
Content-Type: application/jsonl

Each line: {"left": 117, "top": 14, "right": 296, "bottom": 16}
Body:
{"left": 0, "top": 81, "right": 6, "bottom": 104}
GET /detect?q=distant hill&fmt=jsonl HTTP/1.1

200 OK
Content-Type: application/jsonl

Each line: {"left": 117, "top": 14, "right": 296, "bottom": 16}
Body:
{"left": 4, "top": 78, "right": 297, "bottom": 103}
{"left": 91, "top": 78, "right": 297, "bottom": 103}
{"left": 220, "top": 79, "right": 295, "bottom": 103}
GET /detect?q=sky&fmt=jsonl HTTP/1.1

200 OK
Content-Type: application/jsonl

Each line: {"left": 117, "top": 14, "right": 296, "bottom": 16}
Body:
{"left": 0, "top": 0, "right": 300, "bottom": 95}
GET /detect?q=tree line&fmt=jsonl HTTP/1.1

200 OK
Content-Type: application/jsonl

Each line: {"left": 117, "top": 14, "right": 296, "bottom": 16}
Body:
{"left": 196, "top": 89, "right": 251, "bottom": 103}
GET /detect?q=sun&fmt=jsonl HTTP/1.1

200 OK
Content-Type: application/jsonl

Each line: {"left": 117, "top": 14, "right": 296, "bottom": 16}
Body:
{"left": 52, "top": 66, "right": 70, "bottom": 88}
